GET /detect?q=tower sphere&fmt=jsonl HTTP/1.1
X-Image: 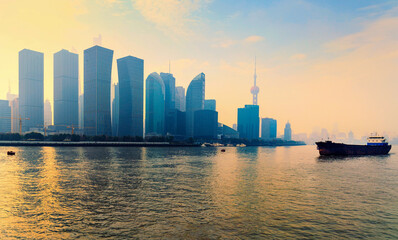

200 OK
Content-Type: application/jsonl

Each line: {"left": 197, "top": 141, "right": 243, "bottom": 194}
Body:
{"left": 251, "top": 86, "right": 259, "bottom": 94}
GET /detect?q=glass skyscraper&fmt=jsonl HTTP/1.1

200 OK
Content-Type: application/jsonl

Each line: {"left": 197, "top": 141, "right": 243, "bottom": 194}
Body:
{"left": 186, "top": 73, "right": 205, "bottom": 137}
{"left": 204, "top": 99, "right": 216, "bottom": 111}
{"left": 145, "top": 72, "right": 165, "bottom": 136}
{"left": 284, "top": 121, "right": 292, "bottom": 141}
{"left": 237, "top": 104, "right": 259, "bottom": 140}
{"left": 160, "top": 73, "right": 176, "bottom": 135}
{"left": 0, "top": 100, "right": 11, "bottom": 133}
{"left": 54, "top": 49, "right": 79, "bottom": 128}
{"left": 261, "top": 118, "right": 277, "bottom": 140}
{"left": 117, "top": 56, "right": 144, "bottom": 137}
{"left": 84, "top": 45, "right": 113, "bottom": 136}
{"left": 19, "top": 49, "right": 44, "bottom": 132}
{"left": 175, "top": 86, "right": 185, "bottom": 112}
{"left": 194, "top": 110, "right": 218, "bottom": 139}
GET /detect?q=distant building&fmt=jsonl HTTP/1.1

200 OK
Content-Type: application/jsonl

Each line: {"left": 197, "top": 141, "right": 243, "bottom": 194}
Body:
{"left": 232, "top": 123, "right": 237, "bottom": 131}
{"left": 117, "top": 56, "right": 144, "bottom": 137}
{"left": 237, "top": 104, "right": 259, "bottom": 140}
{"left": 19, "top": 49, "right": 44, "bottom": 132}
{"left": 261, "top": 118, "right": 277, "bottom": 140}
{"left": 204, "top": 99, "right": 216, "bottom": 111}
{"left": 84, "top": 45, "right": 113, "bottom": 136}
{"left": 44, "top": 99, "right": 52, "bottom": 127}
{"left": 284, "top": 121, "right": 292, "bottom": 141}
{"left": 54, "top": 49, "right": 79, "bottom": 128}
{"left": 160, "top": 73, "right": 176, "bottom": 135}
{"left": 186, "top": 73, "right": 205, "bottom": 137}
{"left": 219, "top": 123, "right": 239, "bottom": 139}
{"left": 145, "top": 72, "right": 165, "bottom": 136}
{"left": 0, "top": 100, "right": 11, "bottom": 133}
{"left": 175, "top": 110, "right": 186, "bottom": 138}
{"left": 194, "top": 110, "right": 218, "bottom": 139}
{"left": 112, "top": 83, "right": 119, "bottom": 137}
{"left": 175, "top": 86, "right": 185, "bottom": 112}
{"left": 79, "top": 94, "right": 84, "bottom": 129}
{"left": 11, "top": 98, "right": 19, "bottom": 133}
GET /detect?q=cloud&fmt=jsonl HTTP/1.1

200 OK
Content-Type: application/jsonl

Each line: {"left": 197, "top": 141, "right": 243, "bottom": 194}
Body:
{"left": 290, "top": 53, "right": 307, "bottom": 61}
{"left": 244, "top": 35, "right": 265, "bottom": 43}
{"left": 131, "top": 0, "right": 210, "bottom": 37}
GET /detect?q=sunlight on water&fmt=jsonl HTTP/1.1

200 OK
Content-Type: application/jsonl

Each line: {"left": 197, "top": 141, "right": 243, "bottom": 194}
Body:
{"left": 0, "top": 146, "right": 398, "bottom": 238}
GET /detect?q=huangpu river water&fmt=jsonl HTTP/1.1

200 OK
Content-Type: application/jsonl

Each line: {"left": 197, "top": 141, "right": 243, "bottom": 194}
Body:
{"left": 1, "top": 145, "right": 398, "bottom": 239}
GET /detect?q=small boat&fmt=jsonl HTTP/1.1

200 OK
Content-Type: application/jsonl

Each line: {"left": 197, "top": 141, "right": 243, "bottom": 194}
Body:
{"left": 7, "top": 151, "right": 15, "bottom": 156}
{"left": 316, "top": 133, "right": 391, "bottom": 156}
{"left": 221, "top": 149, "right": 226, "bottom": 152}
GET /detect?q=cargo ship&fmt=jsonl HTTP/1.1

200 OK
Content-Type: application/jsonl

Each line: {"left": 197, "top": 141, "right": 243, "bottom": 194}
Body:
{"left": 316, "top": 134, "right": 391, "bottom": 156}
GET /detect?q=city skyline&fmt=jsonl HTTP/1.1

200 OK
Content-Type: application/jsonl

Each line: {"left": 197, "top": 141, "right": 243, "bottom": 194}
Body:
{"left": 1, "top": 0, "right": 398, "bottom": 137}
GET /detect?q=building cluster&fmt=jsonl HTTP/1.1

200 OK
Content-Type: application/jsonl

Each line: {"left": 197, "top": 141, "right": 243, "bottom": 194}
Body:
{"left": 0, "top": 46, "right": 293, "bottom": 142}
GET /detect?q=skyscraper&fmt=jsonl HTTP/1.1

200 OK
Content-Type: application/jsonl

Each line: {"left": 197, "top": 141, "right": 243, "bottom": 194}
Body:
{"left": 112, "top": 83, "right": 119, "bottom": 137}
{"left": 145, "top": 72, "right": 165, "bottom": 136}
{"left": 44, "top": 99, "right": 52, "bottom": 127}
{"left": 79, "top": 94, "right": 84, "bottom": 129}
{"left": 186, "top": 73, "right": 205, "bottom": 137}
{"left": 261, "top": 118, "right": 277, "bottom": 140}
{"left": 284, "top": 121, "right": 292, "bottom": 141}
{"left": 19, "top": 49, "right": 44, "bottom": 132}
{"left": 84, "top": 45, "right": 113, "bottom": 136}
{"left": 194, "top": 110, "right": 218, "bottom": 139}
{"left": 204, "top": 99, "right": 216, "bottom": 111}
{"left": 54, "top": 49, "right": 79, "bottom": 128}
{"left": 160, "top": 73, "right": 176, "bottom": 135}
{"left": 175, "top": 86, "right": 185, "bottom": 112}
{"left": 237, "top": 104, "right": 259, "bottom": 140}
{"left": 0, "top": 100, "right": 11, "bottom": 133}
{"left": 11, "top": 98, "right": 19, "bottom": 133}
{"left": 117, "top": 56, "right": 144, "bottom": 137}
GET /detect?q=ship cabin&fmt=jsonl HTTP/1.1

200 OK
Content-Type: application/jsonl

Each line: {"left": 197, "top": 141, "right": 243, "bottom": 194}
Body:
{"left": 367, "top": 135, "right": 388, "bottom": 146}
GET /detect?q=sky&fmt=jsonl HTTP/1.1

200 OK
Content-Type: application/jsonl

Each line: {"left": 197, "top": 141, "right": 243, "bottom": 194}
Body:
{"left": 1, "top": 0, "right": 398, "bottom": 138}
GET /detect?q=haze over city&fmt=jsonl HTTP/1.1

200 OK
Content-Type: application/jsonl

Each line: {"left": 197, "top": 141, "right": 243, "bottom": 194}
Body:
{"left": 1, "top": 0, "right": 398, "bottom": 138}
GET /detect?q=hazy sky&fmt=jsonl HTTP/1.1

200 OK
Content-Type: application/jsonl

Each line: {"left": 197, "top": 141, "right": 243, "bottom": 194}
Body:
{"left": 1, "top": 0, "right": 398, "bottom": 137}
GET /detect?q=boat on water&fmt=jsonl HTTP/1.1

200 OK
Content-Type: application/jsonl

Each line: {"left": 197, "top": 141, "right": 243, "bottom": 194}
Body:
{"left": 316, "top": 134, "right": 391, "bottom": 156}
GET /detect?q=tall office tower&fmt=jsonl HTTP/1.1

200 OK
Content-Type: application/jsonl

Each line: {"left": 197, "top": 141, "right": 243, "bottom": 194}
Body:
{"left": 44, "top": 99, "right": 52, "bottom": 126}
{"left": 284, "top": 121, "right": 292, "bottom": 141}
{"left": 79, "top": 94, "right": 84, "bottom": 129}
{"left": 204, "top": 99, "right": 216, "bottom": 111}
{"left": 0, "top": 100, "right": 11, "bottom": 133}
{"left": 186, "top": 73, "right": 205, "bottom": 137}
{"left": 19, "top": 49, "right": 44, "bottom": 132}
{"left": 145, "top": 72, "right": 165, "bottom": 136}
{"left": 160, "top": 73, "right": 176, "bottom": 135}
{"left": 261, "top": 118, "right": 277, "bottom": 140}
{"left": 112, "top": 83, "right": 119, "bottom": 137}
{"left": 117, "top": 56, "right": 144, "bottom": 137}
{"left": 237, "top": 104, "right": 259, "bottom": 140}
{"left": 6, "top": 85, "right": 17, "bottom": 104}
{"left": 54, "top": 49, "right": 79, "bottom": 128}
{"left": 11, "top": 98, "right": 19, "bottom": 133}
{"left": 175, "top": 86, "right": 185, "bottom": 112}
{"left": 194, "top": 110, "right": 218, "bottom": 139}
{"left": 250, "top": 57, "right": 259, "bottom": 105}
{"left": 84, "top": 45, "right": 113, "bottom": 136}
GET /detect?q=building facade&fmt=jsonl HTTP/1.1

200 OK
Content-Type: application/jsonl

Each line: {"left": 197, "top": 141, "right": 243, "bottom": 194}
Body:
{"left": 284, "top": 121, "right": 292, "bottom": 141}
{"left": 0, "top": 100, "right": 11, "bottom": 133}
{"left": 186, "top": 73, "right": 205, "bottom": 137}
{"left": 84, "top": 45, "right": 113, "bottom": 136}
{"left": 160, "top": 73, "right": 176, "bottom": 135}
{"left": 145, "top": 72, "right": 165, "bottom": 136}
{"left": 194, "top": 110, "right": 218, "bottom": 139}
{"left": 175, "top": 86, "right": 185, "bottom": 112}
{"left": 117, "top": 56, "right": 144, "bottom": 137}
{"left": 54, "top": 49, "right": 79, "bottom": 128}
{"left": 11, "top": 98, "right": 19, "bottom": 133}
{"left": 237, "top": 104, "right": 259, "bottom": 140}
{"left": 204, "top": 99, "right": 216, "bottom": 111}
{"left": 44, "top": 99, "right": 52, "bottom": 127}
{"left": 19, "top": 49, "right": 44, "bottom": 132}
{"left": 112, "top": 83, "right": 119, "bottom": 137}
{"left": 261, "top": 118, "right": 277, "bottom": 140}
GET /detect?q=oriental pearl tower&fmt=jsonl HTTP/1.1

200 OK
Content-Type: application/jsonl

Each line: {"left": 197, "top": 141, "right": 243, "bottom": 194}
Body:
{"left": 250, "top": 57, "right": 259, "bottom": 105}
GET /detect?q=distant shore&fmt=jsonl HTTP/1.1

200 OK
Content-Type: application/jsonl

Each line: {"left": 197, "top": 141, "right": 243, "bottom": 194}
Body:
{"left": 0, "top": 140, "right": 305, "bottom": 147}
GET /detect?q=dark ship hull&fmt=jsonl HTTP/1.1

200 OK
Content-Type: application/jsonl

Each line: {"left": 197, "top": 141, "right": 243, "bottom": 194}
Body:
{"left": 316, "top": 141, "right": 391, "bottom": 156}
